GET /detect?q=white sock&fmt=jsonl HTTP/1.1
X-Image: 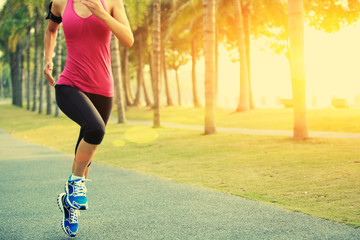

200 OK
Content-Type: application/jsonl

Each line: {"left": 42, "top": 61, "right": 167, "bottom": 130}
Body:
{"left": 70, "top": 174, "right": 84, "bottom": 181}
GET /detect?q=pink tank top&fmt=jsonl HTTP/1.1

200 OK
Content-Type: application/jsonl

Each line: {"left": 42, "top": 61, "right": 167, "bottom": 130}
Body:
{"left": 57, "top": 0, "right": 113, "bottom": 97}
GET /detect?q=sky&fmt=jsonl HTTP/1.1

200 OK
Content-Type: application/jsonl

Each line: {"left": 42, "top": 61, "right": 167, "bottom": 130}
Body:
{"left": 0, "top": 0, "right": 5, "bottom": 10}
{"left": 174, "top": 22, "right": 360, "bottom": 109}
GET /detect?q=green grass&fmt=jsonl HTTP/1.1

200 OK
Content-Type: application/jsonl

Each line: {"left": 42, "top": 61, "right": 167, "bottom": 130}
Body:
{"left": 1, "top": 104, "right": 360, "bottom": 227}
{"left": 121, "top": 106, "right": 360, "bottom": 132}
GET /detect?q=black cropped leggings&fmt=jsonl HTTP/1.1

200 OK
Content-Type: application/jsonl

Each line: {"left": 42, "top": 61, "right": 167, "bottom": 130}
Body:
{"left": 55, "top": 85, "right": 113, "bottom": 155}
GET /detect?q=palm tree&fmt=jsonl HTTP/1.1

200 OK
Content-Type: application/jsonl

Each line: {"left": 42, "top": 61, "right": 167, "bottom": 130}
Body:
{"left": 126, "top": 0, "right": 151, "bottom": 107}
{"left": 111, "top": 34, "right": 126, "bottom": 123}
{"left": 166, "top": 47, "right": 189, "bottom": 106}
{"left": 288, "top": 0, "right": 308, "bottom": 139}
{"left": 203, "top": 0, "right": 216, "bottom": 134}
{"left": 232, "top": 0, "right": 250, "bottom": 112}
{"left": 26, "top": 25, "right": 31, "bottom": 110}
{"left": 0, "top": 0, "right": 30, "bottom": 107}
{"left": 152, "top": 0, "right": 161, "bottom": 127}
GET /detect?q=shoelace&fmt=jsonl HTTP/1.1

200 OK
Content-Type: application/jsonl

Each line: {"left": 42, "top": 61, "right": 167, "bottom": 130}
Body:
{"left": 70, "top": 208, "right": 80, "bottom": 223}
{"left": 73, "top": 179, "right": 87, "bottom": 197}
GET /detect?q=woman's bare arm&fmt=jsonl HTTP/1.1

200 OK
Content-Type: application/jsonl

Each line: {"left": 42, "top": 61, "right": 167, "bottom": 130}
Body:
{"left": 44, "top": 0, "right": 63, "bottom": 86}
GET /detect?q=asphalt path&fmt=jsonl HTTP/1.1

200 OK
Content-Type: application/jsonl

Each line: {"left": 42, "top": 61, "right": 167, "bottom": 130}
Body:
{"left": 0, "top": 129, "right": 359, "bottom": 239}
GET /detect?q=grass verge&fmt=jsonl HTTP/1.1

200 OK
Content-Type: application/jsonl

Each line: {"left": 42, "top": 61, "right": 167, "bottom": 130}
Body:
{"left": 1, "top": 104, "right": 360, "bottom": 227}
{"left": 121, "top": 106, "right": 360, "bottom": 133}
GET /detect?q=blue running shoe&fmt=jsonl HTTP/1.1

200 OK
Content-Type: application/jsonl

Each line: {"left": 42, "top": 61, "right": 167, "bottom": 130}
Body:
{"left": 65, "top": 174, "right": 88, "bottom": 210}
{"left": 57, "top": 193, "right": 79, "bottom": 237}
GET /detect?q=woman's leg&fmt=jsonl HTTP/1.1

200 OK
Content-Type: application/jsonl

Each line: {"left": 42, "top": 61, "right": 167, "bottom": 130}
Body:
{"left": 82, "top": 92, "right": 113, "bottom": 179}
{"left": 55, "top": 85, "right": 110, "bottom": 177}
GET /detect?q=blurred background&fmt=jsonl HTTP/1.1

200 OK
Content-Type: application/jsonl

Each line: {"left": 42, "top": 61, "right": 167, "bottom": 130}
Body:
{"left": 0, "top": 0, "right": 359, "bottom": 110}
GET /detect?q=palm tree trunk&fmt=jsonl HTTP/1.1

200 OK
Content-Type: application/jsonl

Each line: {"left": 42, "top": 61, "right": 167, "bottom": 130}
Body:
{"left": 111, "top": 34, "right": 126, "bottom": 123}
{"left": 38, "top": 11, "right": 46, "bottom": 114}
{"left": 143, "top": 78, "right": 152, "bottom": 107}
{"left": 10, "top": 42, "right": 23, "bottom": 107}
{"left": 32, "top": 14, "right": 39, "bottom": 112}
{"left": 203, "top": 0, "right": 216, "bottom": 134}
{"left": 149, "top": 51, "right": 155, "bottom": 108}
{"left": 153, "top": 0, "right": 161, "bottom": 127}
{"left": 20, "top": 49, "right": 25, "bottom": 106}
{"left": 26, "top": 25, "right": 31, "bottom": 110}
{"left": 175, "top": 69, "right": 181, "bottom": 106}
{"left": 54, "top": 27, "right": 63, "bottom": 117}
{"left": 161, "top": 40, "right": 174, "bottom": 106}
{"left": 121, "top": 47, "right": 133, "bottom": 107}
{"left": 215, "top": 24, "right": 219, "bottom": 107}
{"left": 191, "top": 36, "right": 201, "bottom": 108}
{"left": 0, "top": 67, "right": 2, "bottom": 99}
{"left": 46, "top": 61, "right": 52, "bottom": 115}
{"left": 233, "top": 0, "right": 250, "bottom": 112}
{"left": 288, "top": 0, "right": 308, "bottom": 139}
{"left": 134, "top": 31, "right": 144, "bottom": 106}
{"left": 243, "top": 6, "right": 254, "bottom": 109}
{"left": 38, "top": 59, "right": 44, "bottom": 114}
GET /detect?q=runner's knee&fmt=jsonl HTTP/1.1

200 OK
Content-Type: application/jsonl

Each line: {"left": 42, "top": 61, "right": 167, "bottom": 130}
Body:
{"left": 84, "top": 122, "right": 106, "bottom": 145}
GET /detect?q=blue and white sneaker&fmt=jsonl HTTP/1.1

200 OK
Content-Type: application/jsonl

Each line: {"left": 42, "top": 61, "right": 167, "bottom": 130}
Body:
{"left": 65, "top": 174, "right": 88, "bottom": 210}
{"left": 57, "top": 193, "right": 79, "bottom": 237}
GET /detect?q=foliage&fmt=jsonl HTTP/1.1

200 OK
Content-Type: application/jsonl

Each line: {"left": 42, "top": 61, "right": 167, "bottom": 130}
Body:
{"left": 304, "top": 0, "right": 360, "bottom": 32}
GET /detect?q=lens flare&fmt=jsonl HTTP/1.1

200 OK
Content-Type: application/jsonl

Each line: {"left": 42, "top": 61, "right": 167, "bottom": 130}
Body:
{"left": 125, "top": 126, "right": 158, "bottom": 143}
{"left": 112, "top": 139, "right": 126, "bottom": 147}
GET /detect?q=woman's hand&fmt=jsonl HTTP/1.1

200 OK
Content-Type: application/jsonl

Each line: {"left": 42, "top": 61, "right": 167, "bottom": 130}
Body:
{"left": 44, "top": 62, "right": 55, "bottom": 86}
{"left": 80, "top": 0, "right": 107, "bottom": 20}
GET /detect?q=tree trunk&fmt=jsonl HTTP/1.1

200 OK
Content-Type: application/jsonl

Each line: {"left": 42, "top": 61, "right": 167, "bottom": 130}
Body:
{"left": 161, "top": 40, "right": 174, "bottom": 106}
{"left": 46, "top": 58, "right": 52, "bottom": 115}
{"left": 46, "top": 67, "right": 52, "bottom": 115}
{"left": 0, "top": 67, "right": 2, "bottom": 99}
{"left": 175, "top": 69, "right": 181, "bottom": 106}
{"left": 191, "top": 37, "right": 201, "bottom": 108}
{"left": 143, "top": 78, "right": 152, "bottom": 107}
{"left": 20, "top": 48, "right": 25, "bottom": 106}
{"left": 121, "top": 47, "right": 133, "bottom": 107}
{"left": 134, "top": 32, "right": 143, "bottom": 106}
{"left": 153, "top": 0, "right": 161, "bottom": 127}
{"left": 149, "top": 51, "right": 155, "bottom": 108}
{"left": 243, "top": 6, "right": 254, "bottom": 109}
{"left": 233, "top": 0, "right": 250, "bottom": 112}
{"left": 32, "top": 15, "right": 39, "bottom": 112}
{"left": 54, "top": 27, "right": 63, "bottom": 117}
{"left": 10, "top": 43, "right": 23, "bottom": 107}
{"left": 38, "top": 59, "right": 44, "bottom": 114}
{"left": 111, "top": 34, "right": 126, "bottom": 123}
{"left": 38, "top": 19, "right": 46, "bottom": 114}
{"left": 203, "top": 0, "right": 216, "bottom": 134}
{"left": 288, "top": 0, "right": 308, "bottom": 139}
{"left": 26, "top": 25, "right": 31, "bottom": 110}
{"left": 215, "top": 24, "right": 219, "bottom": 107}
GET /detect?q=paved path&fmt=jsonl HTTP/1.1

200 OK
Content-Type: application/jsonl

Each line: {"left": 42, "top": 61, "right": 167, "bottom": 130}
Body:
{"left": 1, "top": 129, "right": 359, "bottom": 239}
{"left": 114, "top": 119, "right": 360, "bottom": 139}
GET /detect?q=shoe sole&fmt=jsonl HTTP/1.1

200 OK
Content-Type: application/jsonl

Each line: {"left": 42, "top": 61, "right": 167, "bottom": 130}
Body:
{"left": 57, "top": 193, "right": 76, "bottom": 237}
{"left": 65, "top": 182, "right": 88, "bottom": 210}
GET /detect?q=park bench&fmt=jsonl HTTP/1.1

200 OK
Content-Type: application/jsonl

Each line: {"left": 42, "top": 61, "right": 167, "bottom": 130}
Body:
{"left": 331, "top": 98, "right": 347, "bottom": 108}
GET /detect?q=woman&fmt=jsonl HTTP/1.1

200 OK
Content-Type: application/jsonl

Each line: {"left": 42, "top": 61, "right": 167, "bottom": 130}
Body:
{"left": 43, "top": 0, "right": 133, "bottom": 236}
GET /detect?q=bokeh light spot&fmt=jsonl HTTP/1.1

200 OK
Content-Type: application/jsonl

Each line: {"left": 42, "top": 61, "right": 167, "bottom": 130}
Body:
{"left": 125, "top": 126, "right": 158, "bottom": 143}
{"left": 112, "top": 139, "right": 126, "bottom": 147}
